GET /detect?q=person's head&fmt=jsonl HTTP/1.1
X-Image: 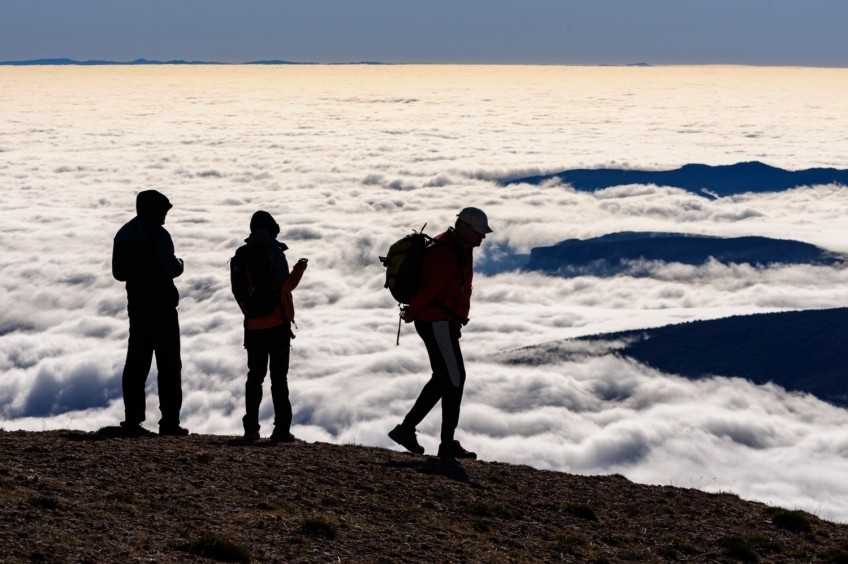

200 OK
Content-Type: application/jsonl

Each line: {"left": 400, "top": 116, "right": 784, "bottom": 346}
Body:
{"left": 249, "top": 210, "right": 280, "bottom": 238}
{"left": 454, "top": 207, "right": 492, "bottom": 248}
{"left": 136, "top": 189, "right": 172, "bottom": 225}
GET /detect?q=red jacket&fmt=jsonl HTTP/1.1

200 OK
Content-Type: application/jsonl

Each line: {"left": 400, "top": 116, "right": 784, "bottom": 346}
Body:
{"left": 405, "top": 228, "right": 473, "bottom": 323}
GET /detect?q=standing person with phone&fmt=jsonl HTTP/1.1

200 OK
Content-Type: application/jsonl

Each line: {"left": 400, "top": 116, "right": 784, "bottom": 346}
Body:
{"left": 230, "top": 211, "right": 307, "bottom": 443}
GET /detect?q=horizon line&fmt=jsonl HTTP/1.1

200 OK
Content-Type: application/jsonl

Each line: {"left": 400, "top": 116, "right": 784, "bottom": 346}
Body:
{"left": 3, "top": 58, "right": 848, "bottom": 70}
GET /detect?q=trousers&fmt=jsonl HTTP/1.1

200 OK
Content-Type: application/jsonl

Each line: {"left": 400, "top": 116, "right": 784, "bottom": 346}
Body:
{"left": 402, "top": 320, "right": 466, "bottom": 443}
{"left": 122, "top": 306, "right": 182, "bottom": 428}
{"left": 243, "top": 324, "right": 292, "bottom": 434}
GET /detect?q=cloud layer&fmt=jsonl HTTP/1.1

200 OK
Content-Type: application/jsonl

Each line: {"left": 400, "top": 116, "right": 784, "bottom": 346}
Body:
{"left": 2, "top": 65, "right": 848, "bottom": 521}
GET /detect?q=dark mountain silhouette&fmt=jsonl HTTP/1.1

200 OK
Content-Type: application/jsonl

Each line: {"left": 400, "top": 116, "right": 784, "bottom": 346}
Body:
{"left": 505, "top": 161, "right": 848, "bottom": 198}
{"left": 585, "top": 308, "right": 848, "bottom": 407}
{"left": 1, "top": 58, "right": 221, "bottom": 66}
{"left": 0, "top": 58, "right": 387, "bottom": 66}
{"left": 524, "top": 231, "right": 843, "bottom": 277}
{"left": 245, "top": 59, "right": 309, "bottom": 65}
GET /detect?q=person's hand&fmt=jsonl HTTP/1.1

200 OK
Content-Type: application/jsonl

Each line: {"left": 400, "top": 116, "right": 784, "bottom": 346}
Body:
{"left": 402, "top": 308, "right": 413, "bottom": 323}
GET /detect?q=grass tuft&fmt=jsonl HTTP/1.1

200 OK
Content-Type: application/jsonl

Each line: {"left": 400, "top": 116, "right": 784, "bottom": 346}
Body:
{"left": 553, "top": 532, "right": 588, "bottom": 556}
{"left": 721, "top": 535, "right": 758, "bottom": 562}
{"left": 468, "top": 500, "right": 522, "bottom": 520}
{"left": 104, "top": 491, "right": 137, "bottom": 505}
{"left": 27, "top": 495, "right": 60, "bottom": 510}
{"left": 768, "top": 507, "right": 814, "bottom": 534}
{"left": 297, "top": 515, "right": 338, "bottom": 540}
{"left": 182, "top": 532, "right": 252, "bottom": 563}
{"left": 565, "top": 502, "right": 599, "bottom": 521}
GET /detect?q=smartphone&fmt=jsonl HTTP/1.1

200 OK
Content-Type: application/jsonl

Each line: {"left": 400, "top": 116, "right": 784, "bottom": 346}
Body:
{"left": 298, "top": 258, "right": 308, "bottom": 264}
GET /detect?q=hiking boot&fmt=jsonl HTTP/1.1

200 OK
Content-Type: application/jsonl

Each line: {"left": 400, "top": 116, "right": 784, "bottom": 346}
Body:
{"left": 119, "top": 421, "right": 156, "bottom": 437}
{"left": 158, "top": 425, "right": 190, "bottom": 437}
{"left": 438, "top": 440, "right": 476, "bottom": 460}
{"left": 388, "top": 425, "right": 425, "bottom": 455}
{"left": 243, "top": 430, "right": 261, "bottom": 442}
{"left": 270, "top": 431, "right": 296, "bottom": 444}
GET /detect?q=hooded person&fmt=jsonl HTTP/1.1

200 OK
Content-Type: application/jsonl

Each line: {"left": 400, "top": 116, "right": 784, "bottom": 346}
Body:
{"left": 112, "top": 189, "right": 188, "bottom": 436}
{"left": 230, "top": 210, "right": 307, "bottom": 442}
{"left": 388, "top": 206, "right": 492, "bottom": 460}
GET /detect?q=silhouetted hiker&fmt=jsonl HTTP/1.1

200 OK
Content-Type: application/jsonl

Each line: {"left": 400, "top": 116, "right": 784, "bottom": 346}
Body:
{"left": 230, "top": 211, "right": 307, "bottom": 443}
{"left": 388, "top": 207, "right": 492, "bottom": 460}
{"left": 112, "top": 190, "right": 188, "bottom": 436}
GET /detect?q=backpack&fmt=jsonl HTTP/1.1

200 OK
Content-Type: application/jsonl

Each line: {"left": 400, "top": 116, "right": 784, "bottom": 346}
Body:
{"left": 379, "top": 225, "right": 431, "bottom": 305}
{"left": 230, "top": 244, "right": 280, "bottom": 318}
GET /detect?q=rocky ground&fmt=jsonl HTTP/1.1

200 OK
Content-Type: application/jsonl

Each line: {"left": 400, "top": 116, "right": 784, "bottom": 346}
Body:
{"left": 0, "top": 429, "right": 846, "bottom": 563}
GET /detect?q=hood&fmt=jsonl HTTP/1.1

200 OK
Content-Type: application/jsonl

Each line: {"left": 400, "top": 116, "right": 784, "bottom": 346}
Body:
{"left": 136, "top": 190, "right": 172, "bottom": 219}
{"left": 249, "top": 210, "right": 279, "bottom": 237}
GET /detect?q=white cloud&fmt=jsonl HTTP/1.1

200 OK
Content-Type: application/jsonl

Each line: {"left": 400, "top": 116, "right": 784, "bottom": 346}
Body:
{"left": 2, "top": 65, "right": 848, "bottom": 521}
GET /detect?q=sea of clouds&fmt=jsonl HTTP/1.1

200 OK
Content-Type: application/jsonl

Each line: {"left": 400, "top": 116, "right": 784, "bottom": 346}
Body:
{"left": 2, "top": 65, "right": 848, "bottom": 521}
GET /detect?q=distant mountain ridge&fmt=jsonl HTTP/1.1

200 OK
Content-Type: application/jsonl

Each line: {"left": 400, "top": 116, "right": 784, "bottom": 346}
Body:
{"left": 598, "top": 307, "right": 848, "bottom": 407}
{"left": 503, "top": 308, "right": 848, "bottom": 407}
{"left": 0, "top": 58, "right": 385, "bottom": 66}
{"left": 505, "top": 161, "right": 848, "bottom": 198}
{"left": 2, "top": 58, "right": 222, "bottom": 66}
{"left": 523, "top": 231, "right": 843, "bottom": 277}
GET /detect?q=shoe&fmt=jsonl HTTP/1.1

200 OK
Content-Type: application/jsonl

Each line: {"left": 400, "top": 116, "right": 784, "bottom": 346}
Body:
{"left": 119, "top": 421, "right": 156, "bottom": 437}
{"left": 158, "top": 425, "right": 190, "bottom": 436}
{"left": 270, "top": 431, "right": 296, "bottom": 444}
{"left": 388, "top": 425, "right": 425, "bottom": 455}
{"left": 243, "top": 431, "right": 261, "bottom": 442}
{"left": 438, "top": 440, "right": 476, "bottom": 460}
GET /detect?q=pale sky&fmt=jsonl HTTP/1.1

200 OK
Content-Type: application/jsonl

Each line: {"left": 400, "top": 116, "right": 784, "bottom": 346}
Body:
{"left": 1, "top": 0, "right": 847, "bottom": 66}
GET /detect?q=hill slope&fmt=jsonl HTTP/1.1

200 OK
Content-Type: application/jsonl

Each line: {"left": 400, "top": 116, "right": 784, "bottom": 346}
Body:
{"left": 589, "top": 307, "right": 848, "bottom": 407}
{"left": 1, "top": 430, "right": 846, "bottom": 562}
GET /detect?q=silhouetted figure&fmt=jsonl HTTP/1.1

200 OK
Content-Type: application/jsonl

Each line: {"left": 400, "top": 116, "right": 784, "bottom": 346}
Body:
{"left": 230, "top": 211, "right": 307, "bottom": 443}
{"left": 112, "top": 190, "right": 188, "bottom": 436}
{"left": 389, "top": 207, "right": 492, "bottom": 460}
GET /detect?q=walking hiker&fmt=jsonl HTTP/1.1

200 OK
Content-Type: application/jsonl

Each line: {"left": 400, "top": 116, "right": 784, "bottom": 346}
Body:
{"left": 231, "top": 211, "right": 307, "bottom": 443}
{"left": 112, "top": 190, "right": 188, "bottom": 436}
{"left": 388, "top": 207, "right": 492, "bottom": 460}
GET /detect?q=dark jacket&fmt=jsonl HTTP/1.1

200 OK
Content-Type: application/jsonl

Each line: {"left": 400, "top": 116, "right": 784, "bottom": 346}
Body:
{"left": 112, "top": 217, "right": 183, "bottom": 311}
{"left": 236, "top": 230, "right": 306, "bottom": 331}
{"left": 405, "top": 228, "right": 472, "bottom": 323}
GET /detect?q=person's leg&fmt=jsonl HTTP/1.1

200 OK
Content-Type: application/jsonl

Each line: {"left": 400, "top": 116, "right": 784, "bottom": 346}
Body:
{"left": 430, "top": 321, "right": 466, "bottom": 444}
{"left": 268, "top": 327, "right": 292, "bottom": 437}
{"left": 244, "top": 340, "right": 269, "bottom": 436}
{"left": 400, "top": 321, "right": 450, "bottom": 430}
{"left": 154, "top": 308, "right": 183, "bottom": 431}
{"left": 122, "top": 312, "right": 155, "bottom": 426}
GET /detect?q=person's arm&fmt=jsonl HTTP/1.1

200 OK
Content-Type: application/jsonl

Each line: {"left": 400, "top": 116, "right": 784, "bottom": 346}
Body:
{"left": 282, "top": 259, "right": 306, "bottom": 293}
{"left": 153, "top": 228, "right": 184, "bottom": 279}
{"left": 271, "top": 248, "right": 306, "bottom": 294}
